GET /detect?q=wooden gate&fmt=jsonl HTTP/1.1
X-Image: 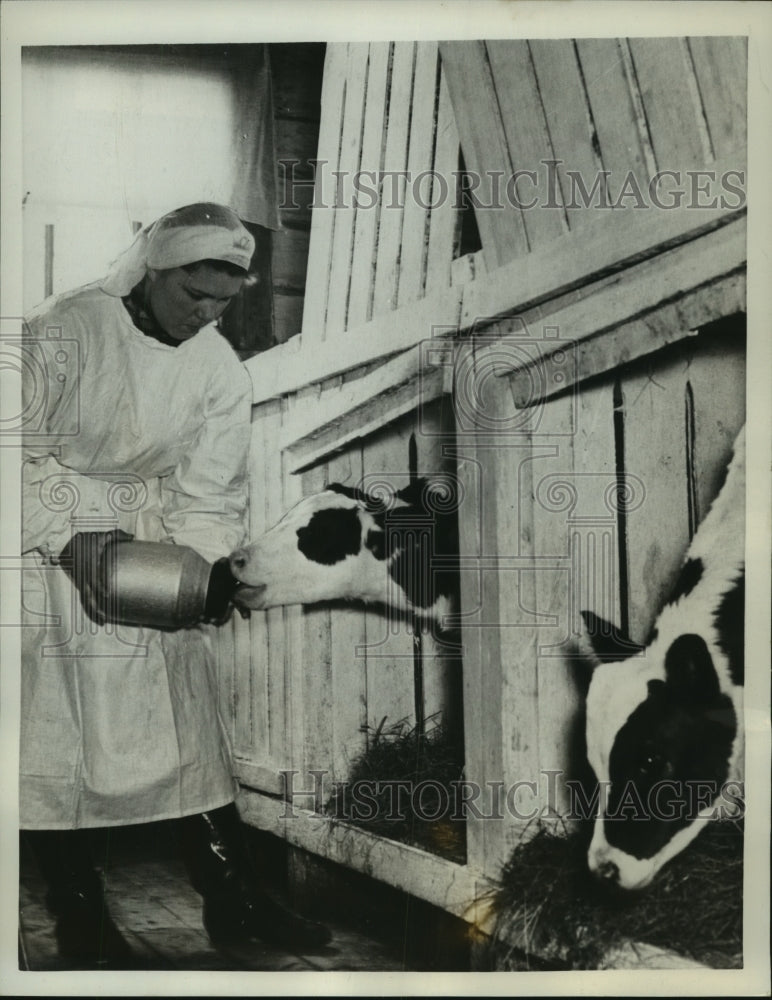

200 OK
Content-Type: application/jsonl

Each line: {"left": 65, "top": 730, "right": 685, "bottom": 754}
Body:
{"left": 216, "top": 37, "right": 747, "bottom": 930}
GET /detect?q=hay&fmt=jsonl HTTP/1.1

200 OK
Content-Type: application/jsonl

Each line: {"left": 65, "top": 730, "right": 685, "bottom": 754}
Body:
{"left": 326, "top": 715, "right": 466, "bottom": 864}
{"left": 487, "top": 819, "right": 743, "bottom": 970}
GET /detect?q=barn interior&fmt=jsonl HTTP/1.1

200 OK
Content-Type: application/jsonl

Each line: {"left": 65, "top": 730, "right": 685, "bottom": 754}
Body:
{"left": 17, "top": 33, "right": 750, "bottom": 974}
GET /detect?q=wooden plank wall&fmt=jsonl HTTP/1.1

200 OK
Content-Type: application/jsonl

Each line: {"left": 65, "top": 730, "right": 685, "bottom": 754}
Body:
{"left": 220, "top": 43, "right": 466, "bottom": 811}
{"left": 461, "top": 318, "right": 746, "bottom": 863}
{"left": 439, "top": 37, "right": 748, "bottom": 268}
{"left": 301, "top": 41, "right": 462, "bottom": 341}
{"left": 221, "top": 37, "right": 747, "bottom": 894}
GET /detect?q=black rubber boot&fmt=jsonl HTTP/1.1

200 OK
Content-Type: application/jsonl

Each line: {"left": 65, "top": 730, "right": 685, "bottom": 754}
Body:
{"left": 177, "top": 804, "right": 332, "bottom": 951}
{"left": 24, "top": 829, "right": 136, "bottom": 969}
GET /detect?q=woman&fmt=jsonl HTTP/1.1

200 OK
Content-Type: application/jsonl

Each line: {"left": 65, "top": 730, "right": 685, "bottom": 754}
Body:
{"left": 21, "top": 203, "right": 330, "bottom": 966}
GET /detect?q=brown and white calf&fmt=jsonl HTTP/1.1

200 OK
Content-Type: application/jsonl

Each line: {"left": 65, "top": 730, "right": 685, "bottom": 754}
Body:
{"left": 578, "top": 425, "right": 745, "bottom": 890}
{"left": 228, "top": 478, "right": 460, "bottom": 629}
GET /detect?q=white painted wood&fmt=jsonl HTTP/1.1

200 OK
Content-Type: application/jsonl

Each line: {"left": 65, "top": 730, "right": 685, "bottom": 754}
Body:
{"left": 628, "top": 37, "right": 710, "bottom": 169}
{"left": 528, "top": 39, "right": 605, "bottom": 234}
{"left": 371, "top": 42, "right": 416, "bottom": 315}
{"left": 622, "top": 350, "right": 692, "bottom": 644}
{"left": 398, "top": 41, "right": 440, "bottom": 307}
{"left": 438, "top": 41, "right": 528, "bottom": 268}
{"left": 360, "top": 415, "right": 419, "bottom": 734}
{"left": 248, "top": 282, "right": 464, "bottom": 404}
{"left": 687, "top": 36, "right": 747, "bottom": 163}
{"left": 248, "top": 204, "right": 743, "bottom": 406}
{"left": 324, "top": 44, "right": 370, "bottom": 338}
{"left": 574, "top": 38, "right": 654, "bottom": 208}
{"left": 487, "top": 217, "right": 745, "bottom": 401}
{"left": 459, "top": 198, "right": 743, "bottom": 332}
{"left": 300, "top": 43, "right": 348, "bottom": 342}
{"left": 238, "top": 787, "right": 496, "bottom": 927}
{"left": 486, "top": 40, "right": 567, "bottom": 249}
{"left": 424, "top": 66, "right": 460, "bottom": 294}
{"left": 346, "top": 42, "right": 392, "bottom": 329}
{"left": 687, "top": 328, "right": 746, "bottom": 524}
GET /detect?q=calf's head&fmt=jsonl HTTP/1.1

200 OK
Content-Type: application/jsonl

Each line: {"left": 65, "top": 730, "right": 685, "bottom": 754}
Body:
{"left": 578, "top": 609, "right": 741, "bottom": 891}
{"left": 229, "top": 478, "right": 459, "bottom": 625}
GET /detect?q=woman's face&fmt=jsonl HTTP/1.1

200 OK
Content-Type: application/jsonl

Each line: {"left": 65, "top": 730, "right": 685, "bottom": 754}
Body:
{"left": 146, "top": 264, "right": 245, "bottom": 341}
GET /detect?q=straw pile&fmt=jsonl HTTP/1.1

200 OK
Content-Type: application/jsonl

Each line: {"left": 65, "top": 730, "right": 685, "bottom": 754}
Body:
{"left": 487, "top": 818, "right": 743, "bottom": 970}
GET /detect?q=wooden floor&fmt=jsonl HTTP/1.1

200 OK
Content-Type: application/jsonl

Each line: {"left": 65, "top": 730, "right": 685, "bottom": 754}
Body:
{"left": 17, "top": 822, "right": 412, "bottom": 973}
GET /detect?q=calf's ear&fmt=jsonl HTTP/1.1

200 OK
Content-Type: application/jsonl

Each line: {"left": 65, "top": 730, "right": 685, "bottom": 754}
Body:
{"left": 580, "top": 610, "right": 644, "bottom": 662}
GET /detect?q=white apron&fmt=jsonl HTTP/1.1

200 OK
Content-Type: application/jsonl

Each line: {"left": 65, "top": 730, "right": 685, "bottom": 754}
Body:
{"left": 21, "top": 284, "right": 253, "bottom": 829}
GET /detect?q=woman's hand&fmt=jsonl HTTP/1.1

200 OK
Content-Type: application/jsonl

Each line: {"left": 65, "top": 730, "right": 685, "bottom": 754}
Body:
{"left": 59, "top": 529, "right": 134, "bottom": 625}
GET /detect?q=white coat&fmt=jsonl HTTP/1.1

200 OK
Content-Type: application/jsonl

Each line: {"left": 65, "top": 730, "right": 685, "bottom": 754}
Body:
{"left": 21, "top": 282, "right": 252, "bottom": 829}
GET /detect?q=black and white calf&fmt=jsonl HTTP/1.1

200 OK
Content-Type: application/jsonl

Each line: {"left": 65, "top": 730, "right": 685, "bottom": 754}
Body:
{"left": 579, "top": 425, "right": 745, "bottom": 890}
{"left": 229, "top": 478, "right": 459, "bottom": 628}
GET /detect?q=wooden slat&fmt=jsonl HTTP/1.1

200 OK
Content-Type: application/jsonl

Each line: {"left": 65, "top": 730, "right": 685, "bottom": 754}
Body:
{"left": 238, "top": 789, "right": 494, "bottom": 927}
{"left": 628, "top": 37, "right": 710, "bottom": 170}
{"left": 485, "top": 40, "right": 567, "bottom": 249}
{"left": 324, "top": 44, "right": 370, "bottom": 338}
{"left": 371, "top": 42, "right": 416, "bottom": 315}
{"left": 621, "top": 350, "right": 692, "bottom": 643}
{"left": 281, "top": 346, "right": 447, "bottom": 474}
{"left": 528, "top": 39, "right": 605, "bottom": 232}
{"left": 248, "top": 281, "right": 463, "bottom": 405}
{"left": 301, "top": 43, "right": 348, "bottom": 342}
{"left": 458, "top": 195, "right": 741, "bottom": 332}
{"left": 527, "top": 393, "right": 579, "bottom": 823}
{"left": 411, "top": 396, "right": 462, "bottom": 736}
{"left": 346, "top": 42, "right": 392, "bottom": 329}
{"left": 327, "top": 446, "right": 370, "bottom": 783}
{"left": 424, "top": 66, "right": 460, "bottom": 294}
{"left": 439, "top": 41, "right": 528, "bottom": 269}
{"left": 574, "top": 39, "right": 653, "bottom": 208}
{"left": 361, "top": 415, "right": 418, "bottom": 734}
{"left": 248, "top": 202, "right": 743, "bottom": 406}
{"left": 687, "top": 36, "right": 747, "bottom": 163}
{"left": 296, "top": 448, "right": 335, "bottom": 797}
{"left": 398, "top": 41, "right": 440, "bottom": 307}
{"left": 492, "top": 215, "right": 746, "bottom": 403}
{"left": 685, "top": 322, "right": 746, "bottom": 526}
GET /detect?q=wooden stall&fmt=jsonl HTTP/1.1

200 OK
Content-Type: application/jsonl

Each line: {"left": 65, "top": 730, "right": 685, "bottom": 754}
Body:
{"left": 216, "top": 37, "right": 747, "bottom": 935}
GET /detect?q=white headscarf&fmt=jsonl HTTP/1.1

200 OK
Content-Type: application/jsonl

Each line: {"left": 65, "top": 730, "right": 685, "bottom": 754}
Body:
{"left": 101, "top": 203, "right": 255, "bottom": 296}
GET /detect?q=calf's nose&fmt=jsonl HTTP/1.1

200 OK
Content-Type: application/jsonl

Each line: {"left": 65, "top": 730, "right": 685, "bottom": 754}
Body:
{"left": 230, "top": 549, "right": 248, "bottom": 573}
{"left": 597, "top": 859, "right": 620, "bottom": 882}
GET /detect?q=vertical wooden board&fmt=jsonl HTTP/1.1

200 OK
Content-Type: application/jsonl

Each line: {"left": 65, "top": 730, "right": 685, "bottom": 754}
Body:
{"left": 488, "top": 403, "right": 542, "bottom": 857}
{"left": 531, "top": 385, "right": 620, "bottom": 820}
{"left": 685, "top": 327, "right": 746, "bottom": 526}
{"left": 413, "top": 396, "right": 462, "bottom": 737}
{"left": 438, "top": 41, "right": 528, "bottom": 269}
{"left": 301, "top": 43, "right": 348, "bottom": 342}
{"left": 628, "top": 37, "right": 709, "bottom": 170}
{"left": 528, "top": 40, "right": 605, "bottom": 233}
{"left": 361, "top": 413, "right": 418, "bottom": 734}
{"left": 574, "top": 39, "right": 653, "bottom": 207}
{"left": 371, "top": 42, "right": 416, "bottom": 316}
{"left": 485, "top": 40, "right": 567, "bottom": 250}
{"left": 398, "top": 41, "right": 440, "bottom": 308}
{"left": 327, "top": 446, "right": 370, "bottom": 782}
{"left": 576, "top": 382, "right": 624, "bottom": 630}
{"left": 324, "top": 44, "right": 370, "bottom": 338}
{"left": 241, "top": 402, "right": 281, "bottom": 770}
{"left": 621, "top": 349, "right": 692, "bottom": 643}
{"left": 529, "top": 394, "right": 577, "bottom": 819}
{"left": 347, "top": 42, "right": 392, "bottom": 329}
{"left": 425, "top": 67, "right": 460, "bottom": 295}
{"left": 214, "top": 609, "right": 237, "bottom": 749}
{"left": 687, "top": 36, "right": 747, "bottom": 162}
{"left": 452, "top": 349, "right": 506, "bottom": 873}
{"left": 296, "top": 444, "right": 335, "bottom": 795}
